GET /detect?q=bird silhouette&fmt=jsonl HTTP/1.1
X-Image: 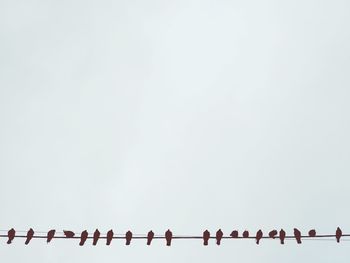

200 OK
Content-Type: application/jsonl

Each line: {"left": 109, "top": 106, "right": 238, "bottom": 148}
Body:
{"left": 279, "top": 229, "right": 286, "bottom": 244}
{"left": 216, "top": 229, "right": 223, "bottom": 245}
{"left": 7, "top": 228, "right": 15, "bottom": 244}
{"left": 147, "top": 230, "right": 154, "bottom": 246}
{"left": 106, "top": 230, "right": 114, "bottom": 246}
{"left": 203, "top": 230, "right": 210, "bottom": 246}
{"left": 165, "top": 229, "right": 173, "bottom": 246}
{"left": 336, "top": 227, "right": 342, "bottom": 243}
{"left": 47, "top": 229, "right": 55, "bottom": 243}
{"left": 308, "top": 229, "right": 316, "bottom": 237}
{"left": 242, "top": 230, "right": 249, "bottom": 238}
{"left": 230, "top": 230, "right": 238, "bottom": 238}
{"left": 269, "top": 230, "right": 278, "bottom": 239}
{"left": 64, "top": 230, "right": 75, "bottom": 238}
{"left": 255, "top": 230, "right": 263, "bottom": 245}
{"left": 25, "top": 228, "right": 34, "bottom": 245}
{"left": 79, "top": 230, "right": 88, "bottom": 246}
{"left": 294, "top": 228, "right": 302, "bottom": 244}
{"left": 125, "top": 230, "right": 132, "bottom": 245}
{"left": 93, "top": 229, "right": 100, "bottom": 246}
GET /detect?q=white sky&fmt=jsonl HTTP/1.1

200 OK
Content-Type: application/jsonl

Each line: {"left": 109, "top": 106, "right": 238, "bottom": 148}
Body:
{"left": 0, "top": 0, "right": 350, "bottom": 262}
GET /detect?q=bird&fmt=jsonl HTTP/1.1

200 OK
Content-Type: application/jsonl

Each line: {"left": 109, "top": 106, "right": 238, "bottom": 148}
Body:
{"left": 230, "top": 230, "right": 238, "bottom": 238}
{"left": 106, "top": 230, "right": 114, "bottom": 246}
{"left": 147, "top": 230, "right": 154, "bottom": 246}
{"left": 269, "top": 230, "right": 278, "bottom": 239}
{"left": 216, "top": 229, "right": 223, "bottom": 245}
{"left": 165, "top": 229, "right": 173, "bottom": 246}
{"left": 125, "top": 230, "right": 132, "bottom": 245}
{"left": 25, "top": 228, "right": 34, "bottom": 245}
{"left": 47, "top": 229, "right": 55, "bottom": 243}
{"left": 255, "top": 229, "right": 263, "bottom": 245}
{"left": 7, "top": 228, "right": 16, "bottom": 244}
{"left": 279, "top": 229, "right": 286, "bottom": 245}
{"left": 242, "top": 230, "right": 249, "bottom": 238}
{"left": 294, "top": 228, "right": 302, "bottom": 244}
{"left": 203, "top": 230, "right": 210, "bottom": 246}
{"left": 79, "top": 230, "right": 88, "bottom": 246}
{"left": 93, "top": 229, "right": 100, "bottom": 246}
{"left": 308, "top": 229, "right": 316, "bottom": 237}
{"left": 64, "top": 230, "right": 75, "bottom": 238}
{"left": 336, "top": 227, "right": 342, "bottom": 243}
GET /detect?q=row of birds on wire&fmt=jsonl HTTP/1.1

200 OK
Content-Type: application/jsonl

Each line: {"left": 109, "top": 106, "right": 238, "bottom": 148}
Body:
{"left": 0, "top": 227, "right": 346, "bottom": 246}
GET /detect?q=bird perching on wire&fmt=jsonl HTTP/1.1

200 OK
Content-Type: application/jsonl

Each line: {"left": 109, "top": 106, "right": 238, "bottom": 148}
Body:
{"left": 165, "top": 229, "right": 173, "bottom": 246}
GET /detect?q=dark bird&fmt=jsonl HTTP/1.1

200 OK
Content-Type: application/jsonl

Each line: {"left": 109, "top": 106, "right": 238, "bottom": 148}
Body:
{"left": 165, "top": 229, "right": 173, "bottom": 246}
{"left": 269, "top": 230, "right": 278, "bottom": 239}
{"left": 308, "top": 229, "right": 316, "bottom": 237}
{"left": 294, "top": 228, "right": 302, "bottom": 244}
{"left": 7, "top": 228, "right": 15, "bottom": 244}
{"left": 79, "top": 230, "right": 88, "bottom": 246}
{"left": 64, "top": 230, "right": 75, "bottom": 238}
{"left": 147, "top": 230, "right": 154, "bottom": 246}
{"left": 47, "top": 229, "right": 55, "bottom": 243}
{"left": 106, "top": 229, "right": 114, "bottom": 246}
{"left": 93, "top": 229, "right": 100, "bottom": 246}
{"left": 255, "top": 229, "right": 263, "bottom": 245}
{"left": 203, "top": 230, "right": 210, "bottom": 246}
{"left": 216, "top": 229, "right": 223, "bottom": 245}
{"left": 125, "top": 230, "right": 132, "bottom": 245}
{"left": 242, "top": 230, "right": 249, "bottom": 238}
{"left": 279, "top": 229, "right": 286, "bottom": 244}
{"left": 230, "top": 230, "right": 238, "bottom": 238}
{"left": 336, "top": 227, "right": 342, "bottom": 243}
{"left": 25, "top": 228, "right": 34, "bottom": 245}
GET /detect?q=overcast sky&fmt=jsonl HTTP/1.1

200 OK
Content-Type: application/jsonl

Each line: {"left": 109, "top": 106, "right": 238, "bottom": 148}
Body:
{"left": 1, "top": 0, "right": 350, "bottom": 262}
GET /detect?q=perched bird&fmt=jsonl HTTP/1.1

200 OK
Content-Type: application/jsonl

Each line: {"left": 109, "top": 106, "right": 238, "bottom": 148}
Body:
{"left": 279, "top": 229, "right": 286, "bottom": 245}
{"left": 308, "top": 229, "right": 316, "bottom": 237}
{"left": 147, "top": 230, "right": 154, "bottom": 246}
{"left": 294, "top": 228, "right": 302, "bottom": 244}
{"left": 203, "top": 230, "right": 210, "bottom": 246}
{"left": 242, "top": 230, "right": 249, "bottom": 238}
{"left": 7, "top": 228, "right": 16, "bottom": 244}
{"left": 93, "top": 229, "right": 100, "bottom": 246}
{"left": 25, "top": 228, "right": 34, "bottom": 245}
{"left": 125, "top": 230, "right": 132, "bottom": 245}
{"left": 216, "top": 229, "right": 223, "bottom": 245}
{"left": 230, "top": 230, "right": 239, "bottom": 238}
{"left": 165, "top": 229, "right": 173, "bottom": 246}
{"left": 79, "top": 230, "right": 88, "bottom": 246}
{"left": 269, "top": 230, "right": 278, "bottom": 239}
{"left": 255, "top": 230, "right": 263, "bottom": 245}
{"left": 47, "top": 229, "right": 56, "bottom": 243}
{"left": 336, "top": 227, "right": 342, "bottom": 243}
{"left": 106, "top": 230, "right": 114, "bottom": 246}
{"left": 64, "top": 230, "right": 75, "bottom": 238}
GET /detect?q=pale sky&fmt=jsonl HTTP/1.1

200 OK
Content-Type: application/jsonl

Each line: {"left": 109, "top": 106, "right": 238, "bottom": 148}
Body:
{"left": 1, "top": 0, "right": 350, "bottom": 262}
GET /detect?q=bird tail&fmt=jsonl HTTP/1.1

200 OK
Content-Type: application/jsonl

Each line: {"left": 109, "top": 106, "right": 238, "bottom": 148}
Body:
{"left": 203, "top": 240, "right": 208, "bottom": 246}
{"left": 166, "top": 240, "right": 171, "bottom": 246}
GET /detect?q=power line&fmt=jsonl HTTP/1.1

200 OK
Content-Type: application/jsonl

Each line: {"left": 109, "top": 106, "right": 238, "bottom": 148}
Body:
{"left": 0, "top": 227, "right": 348, "bottom": 246}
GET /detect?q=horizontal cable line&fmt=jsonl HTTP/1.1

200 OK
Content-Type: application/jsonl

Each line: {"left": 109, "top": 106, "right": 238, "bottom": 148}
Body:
{"left": 0, "top": 227, "right": 347, "bottom": 246}
{"left": 1, "top": 235, "right": 350, "bottom": 239}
